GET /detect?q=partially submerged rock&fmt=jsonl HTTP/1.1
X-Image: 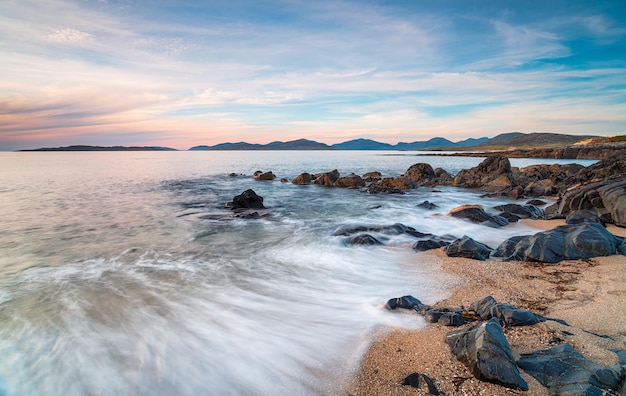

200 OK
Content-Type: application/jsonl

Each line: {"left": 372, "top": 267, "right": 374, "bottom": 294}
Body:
{"left": 253, "top": 170, "right": 276, "bottom": 181}
{"left": 292, "top": 172, "right": 313, "bottom": 184}
{"left": 446, "top": 318, "right": 529, "bottom": 390}
{"left": 230, "top": 189, "right": 265, "bottom": 210}
{"left": 334, "top": 173, "right": 364, "bottom": 188}
{"left": 448, "top": 204, "right": 509, "bottom": 228}
{"left": 344, "top": 234, "right": 383, "bottom": 246}
{"left": 492, "top": 222, "right": 626, "bottom": 263}
{"left": 444, "top": 236, "right": 493, "bottom": 261}
{"left": 412, "top": 234, "right": 456, "bottom": 252}
{"left": 518, "top": 343, "right": 625, "bottom": 395}
{"left": 385, "top": 295, "right": 426, "bottom": 312}
{"left": 367, "top": 176, "right": 417, "bottom": 194}
{"left": 493, "top": 203, "right": 543, "bottom": 219}
{"left": 313, "top": 169, "right": 340, "bottom": 186}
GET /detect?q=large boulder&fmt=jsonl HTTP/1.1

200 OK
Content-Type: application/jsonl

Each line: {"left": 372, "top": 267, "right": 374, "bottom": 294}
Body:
{"left": 254, "top": 171, "right": 276, "bottom": 181}
{"left": 493, "top": 204, "right": 543, "bottom": 219}
{"left": 492, "top": 222, "right": 626, "bottom": 263}
{"left": 404, "top": 163, "right": 436, "bottom": 185}
{"left": 518, "top": 343, "right": 625, "bottom": 395}
{"left": 453, "top": 156, "right": 514, "bottom": 188}
{"left": 231, "top": 189, "right": 265, "bottom": 210}
{"left": 366, "top": 176, "right": 417, "bottom": 194}
{"left": 446, "top": 318, "right": 529, "bottom": 390}
{"left": 292, "top": 172, "right": 313, "bottom": 185}
{"left": 334, "top": 173, "right": 364, "bottom": 188}
{"left": 444, "top": 236, "right": 493, "bottom": 260}
{"left": 385, "top": 295, "right": 426, "bottom": 312}
{"left": 448, "top": 204, "right": 509, "bottom": 228}
{"left": 313, "top": 169, "right": 340, "bottom": 186}
{"left": 545, "top": 178, "right": 626, "bottom": 226}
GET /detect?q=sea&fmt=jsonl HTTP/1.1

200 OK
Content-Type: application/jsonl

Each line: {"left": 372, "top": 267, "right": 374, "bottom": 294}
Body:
{"left": 0, "top": 151, "right": 597, "bottom": 395}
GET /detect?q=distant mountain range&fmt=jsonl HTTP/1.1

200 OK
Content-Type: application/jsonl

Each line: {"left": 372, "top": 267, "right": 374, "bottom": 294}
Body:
{"left": 19, "top": 133, "right": 601, "bottom": 152}
{"left": 189, "top": 132, "right": 597, "bottom": 151}
{"left": 20, "top": 145, "right": 176, "bottom": 152}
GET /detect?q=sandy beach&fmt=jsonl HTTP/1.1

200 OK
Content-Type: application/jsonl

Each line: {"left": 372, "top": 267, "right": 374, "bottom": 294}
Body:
{"left": 349, "top": 220, "right": 626, "bottom": 395}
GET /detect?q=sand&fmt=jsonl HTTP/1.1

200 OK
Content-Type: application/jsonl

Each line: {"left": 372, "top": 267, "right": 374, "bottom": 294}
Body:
{"left": 348, "top": 221, "right": 626, "bottom": 395}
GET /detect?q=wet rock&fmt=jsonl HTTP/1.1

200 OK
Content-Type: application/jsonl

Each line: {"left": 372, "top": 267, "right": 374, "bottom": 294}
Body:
{"left": 446, "top": 318, "right": 529, "bottom": 390}
{"left": 448, "top": 204, "right": 509, "bottom": 228}
{"left": 499, "top": 212, "right": 521, "bottom": 223}
{"left": 492, "top": 222, "right": 625, "bottom": 263}
{"left": 566, "top": 210, "right": 605, "bottom": 226}
{"left": 417, "top": 200, "right": 438, "bottom": 210}
{"left": 366, "top": 176, "right": 417, "bottom": 194}
{"left": 412, "top": 235, "right": 456, "bottom": 252}
{"left": 362, "top": 171, "right": 382, "bottom": 182}
{"left": 518, "top": 343, "right": 625, "bottom": 395}
{"left": 469, "top": 296, "right": 544, "bottom": 327}
{"left": 493, "top": 203, "right": 543, "bottom": 219}
{"left": 313, "top": 169, "right": 340, "bottom": 186}
{"left": 526, "top": 199, "right": 547, "bottom": 206}
{"left": 344, "top": 234, "right": 383, "bottom": 246}
{"left": 453, "top": 155, "right": 514, "bottom": 188}
{"left": 235, "top": 211, "right": 260, "bottom": 219}
{"left": 333, "top": 223, "right": 415, "bottom": 237}
{"left": 333, "top": 173, "right": 364, "bottom": 188}
{"left": 254, "top": 171, "right": 276, "bottom": 181}
{"left": 402, "top": 372, "right": 441, "bottom": 395}
{"left": 434, "top": 168, "right": 453, "bottom": 184}
{"left": 292, "top": 172, "right": 313, "bottom": 185}
{"left": 385, "top": 295, "right": 426, "bottom": 312}
{"left": 280, "top": 178, "right": 288, "bottom": 183}
{"left": 231, "top": 189, "right": 265, "bottom": 210}
{"left": 546, "top": 178, "right": 626, "bottom": 227}
{"left": 444, "top": 236, "right": 493, "bottom": 261}
{"left": 404, "top": 163, "right": 436, "bottom": 185}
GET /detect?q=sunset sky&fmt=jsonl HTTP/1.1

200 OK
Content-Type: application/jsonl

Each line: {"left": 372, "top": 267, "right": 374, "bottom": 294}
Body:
{"left": 1, "top": 0, "right": 625, "bottom": 150}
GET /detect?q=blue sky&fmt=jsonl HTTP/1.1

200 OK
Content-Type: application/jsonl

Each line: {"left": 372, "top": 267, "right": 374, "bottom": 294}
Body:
{"left": 1, "top": 0, "right": 625, "bottom": 150}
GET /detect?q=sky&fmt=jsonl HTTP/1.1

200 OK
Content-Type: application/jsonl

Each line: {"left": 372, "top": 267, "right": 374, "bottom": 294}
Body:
{"left": 1, "top": 0, "right": 625, "bottom": 150}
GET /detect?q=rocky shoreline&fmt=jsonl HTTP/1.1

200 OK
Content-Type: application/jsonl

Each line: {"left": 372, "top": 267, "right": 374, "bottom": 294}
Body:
{"left": 225, "top": 150, "right": 626, "bottom": 394}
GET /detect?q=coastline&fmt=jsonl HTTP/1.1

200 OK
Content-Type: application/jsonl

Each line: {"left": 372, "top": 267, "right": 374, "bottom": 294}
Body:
{"left": 348, "top": 220, "right": 626, "bottom": 395}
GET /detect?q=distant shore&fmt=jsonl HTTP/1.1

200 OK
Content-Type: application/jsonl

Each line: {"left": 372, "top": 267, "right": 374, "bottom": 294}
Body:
{"left": 348, "top": 219, "right": 626, "bottom": 395}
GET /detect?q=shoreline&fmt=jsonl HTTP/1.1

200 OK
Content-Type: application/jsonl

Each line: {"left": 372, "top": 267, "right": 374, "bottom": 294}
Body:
{"left": 348, "top": 220, "right": 626, "bottom": 395}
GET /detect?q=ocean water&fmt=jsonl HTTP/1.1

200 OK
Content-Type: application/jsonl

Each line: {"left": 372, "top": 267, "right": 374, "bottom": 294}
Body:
{"left": 0, "top": 151, "right": 596, "bottom": 395}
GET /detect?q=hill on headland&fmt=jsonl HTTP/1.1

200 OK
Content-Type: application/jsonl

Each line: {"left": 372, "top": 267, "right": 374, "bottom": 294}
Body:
{"left": 188, "top": 132, "right": 596, "bottom": 151}
{"left": 20, "top": 145, "right": 177, "bottom": 152}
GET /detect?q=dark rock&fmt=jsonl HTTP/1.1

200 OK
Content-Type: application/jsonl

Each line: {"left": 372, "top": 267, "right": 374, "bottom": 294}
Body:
{"left": 434, "top": 168, "right": 453, "bottom": 184}
{"left": 362, "top": 171, "right": 382, "bottom": 182}
{"left": 402, "top": 372, "right": 441, "bottom": 395}
{"left": 446, "top": 318, "right": 529, "bottom": 390}
{"left": 231, "top": 189, "right": 265, "bottom": 210}
{"left": 280, "top": 178, "right": 288, "bottom": 183}
{"left": 404, "top": 163, "right": 436, "bottom": 185}
{"left": 292, "top": 172, "right": 313, "bottom": 185}
{"left": 492, "top": 222, "right": 625, "bottom": 263}
{"left": 235, "top": 211, "right": 260, "bottom": 219}
{"left": 333, "top": 223, "right": 414, "bottom": 237}
{"left": 313, "top": 169, "right": 340, "bottom": 186}
{"left": 526, "top": 199, "right": 547, "bottom": 206}
{"left": 423, "top": 307, "right": 462, "bottom": 323}
{"left": 566, "top": 210, "right": 606, "bottom": 226}
{"left": 254, "top": 171, "right": 276, "bottom": 181}
{"left": 499, "top": 212, "right": 521, "bottom": 222}
{"left": 438, "top": 312, "right": 467, "bottom": 327}
{"left": 448, "top": 204, "right": 509, "bottom": 228}
{"left": 334, "top": 173, "right": 364, "bottom": 188}
{"left": 413, "top": 238, "right": 451, "bottom": 251}
{"left": 444, "top": 236, "right": 493, "bottom": 261}
{"left": 385, "top": 295, "right": 426, "bottom": 312}
{"left": 518, "top": 343, "right": 625, "bottom": 395}
{"left": 469, "top": 296, "right": 544, "bottom": 327}
{"left": 546, "top": 178, "right": 626, "bottom": 227}
{"left": 344, "top": 234, "right": 383, "bottom": 246}
{"left": 493, "top": 203, "right": 543, "bottom": 219}
{"left": 453, "top": 156, "right": 514, "bottom": 189}
{"left": 366, "top": 176, "right": 417, "bottom": 194}
{"left": 417, "top": 200, "right": 439, "bottom": 210}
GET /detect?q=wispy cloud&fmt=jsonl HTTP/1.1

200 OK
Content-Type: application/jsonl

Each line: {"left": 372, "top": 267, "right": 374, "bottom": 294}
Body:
{"left": 0, "top": 0, "right": 624, "bottom": 150}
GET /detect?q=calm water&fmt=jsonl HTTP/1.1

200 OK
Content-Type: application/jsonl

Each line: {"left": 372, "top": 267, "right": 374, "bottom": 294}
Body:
{"left": 0, "top": 151, "right": 596, "bottom": 395}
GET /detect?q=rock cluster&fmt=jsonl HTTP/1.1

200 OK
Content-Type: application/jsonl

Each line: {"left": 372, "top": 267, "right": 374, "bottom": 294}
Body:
{"left": 386, "top": 294, "right": 626, "bottom": 394}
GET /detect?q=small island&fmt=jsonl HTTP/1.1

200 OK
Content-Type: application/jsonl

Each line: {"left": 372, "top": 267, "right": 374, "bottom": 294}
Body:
{"left": 19, "top": 145, "right": 177, "bottom": 152}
